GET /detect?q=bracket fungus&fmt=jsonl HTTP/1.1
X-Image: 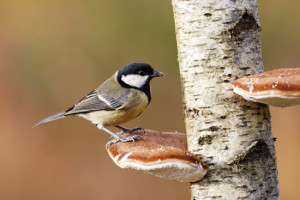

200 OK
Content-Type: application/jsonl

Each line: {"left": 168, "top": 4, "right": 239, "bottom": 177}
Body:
{"left": 107, "top": 130, "right": 207, "bottom": 182}
{"left": 233, "top": 68, "right": 300, "bottom": 107}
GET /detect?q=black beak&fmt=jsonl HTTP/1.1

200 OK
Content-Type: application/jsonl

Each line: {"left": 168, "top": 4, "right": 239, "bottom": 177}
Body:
{"left": 151, "top": 70, "right": 165, "bottom": 77}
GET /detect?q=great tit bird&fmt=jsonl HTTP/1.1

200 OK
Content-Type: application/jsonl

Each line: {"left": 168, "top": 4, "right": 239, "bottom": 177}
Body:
{"left": 34, "top": 62, "right": 164, "bottom": 145}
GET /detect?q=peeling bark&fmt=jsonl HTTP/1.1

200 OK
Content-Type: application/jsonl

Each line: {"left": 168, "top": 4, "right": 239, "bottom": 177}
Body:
{"left": 171, "top": 0, "right": 279, "bottom": 199}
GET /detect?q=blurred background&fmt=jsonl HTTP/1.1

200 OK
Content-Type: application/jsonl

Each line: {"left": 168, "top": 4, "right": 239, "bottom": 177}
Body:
{"left": 0, "top": 0, "right": 299, "bottom": 199}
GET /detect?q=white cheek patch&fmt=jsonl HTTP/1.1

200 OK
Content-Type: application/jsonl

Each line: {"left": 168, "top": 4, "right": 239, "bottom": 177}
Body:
{"left": 121, "top": 74, "right": 149, "bottom": 88}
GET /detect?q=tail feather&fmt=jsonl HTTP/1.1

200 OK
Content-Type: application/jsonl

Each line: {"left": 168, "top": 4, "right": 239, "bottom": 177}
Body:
{"left": 33, "top": 111, "right": 66, "bottom": 128}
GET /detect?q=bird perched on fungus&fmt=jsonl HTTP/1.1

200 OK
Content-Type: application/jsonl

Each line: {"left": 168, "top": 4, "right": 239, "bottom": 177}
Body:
{"left": 107, "top": 130, "right": 207, "bottom": 182}
{"left": 233, "top": 68, "right": 300, "bottom": 107}
{"left": 34, "top": 63, "right": 164, "bottom": 146}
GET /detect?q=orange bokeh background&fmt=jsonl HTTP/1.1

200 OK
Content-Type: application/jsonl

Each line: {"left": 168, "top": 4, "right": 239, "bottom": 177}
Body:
{"left": 0, "top": 1, "right": 299, "bottom": 199}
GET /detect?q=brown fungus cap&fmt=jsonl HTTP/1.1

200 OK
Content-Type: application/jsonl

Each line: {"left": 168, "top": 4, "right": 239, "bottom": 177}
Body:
{"left": 107, "top": 130, "right": 207, "bottom": 182}
{"left": 233, "top": 68, "right": 300, "bottom": 107}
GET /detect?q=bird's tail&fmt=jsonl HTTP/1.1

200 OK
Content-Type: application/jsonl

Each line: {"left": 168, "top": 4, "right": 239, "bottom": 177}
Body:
{"left": 33, "top": 111, "right": 66, "bottom": 128}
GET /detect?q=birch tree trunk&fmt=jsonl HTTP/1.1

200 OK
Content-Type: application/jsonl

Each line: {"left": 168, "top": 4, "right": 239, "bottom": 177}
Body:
{"left": 171, "top": 0, "right": 279, "bottom": 199}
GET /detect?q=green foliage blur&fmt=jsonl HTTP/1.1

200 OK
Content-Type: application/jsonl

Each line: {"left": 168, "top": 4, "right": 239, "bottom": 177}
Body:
{"left": 0, "top": 0, "right": 299, "bottom": 199}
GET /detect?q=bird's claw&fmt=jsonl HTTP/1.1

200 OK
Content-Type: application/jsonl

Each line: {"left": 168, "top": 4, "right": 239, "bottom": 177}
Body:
{"left": 116, "top": 126, "right": 146, "bottom": 135}
{"left": 105, "top": 135, "right": 142, "bottom": 149}
{"left": 121, "top": 135, "right": 142, "bottom": 142}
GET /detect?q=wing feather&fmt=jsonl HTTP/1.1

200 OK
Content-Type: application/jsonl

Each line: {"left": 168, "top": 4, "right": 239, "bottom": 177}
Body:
{"left": 65, "top": 74, "right": 130, "bottom": 115}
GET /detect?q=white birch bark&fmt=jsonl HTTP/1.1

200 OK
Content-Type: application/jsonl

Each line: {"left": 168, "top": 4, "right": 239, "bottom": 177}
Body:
{"left": 171, "top": 0, "right": 279, "bottom": 199}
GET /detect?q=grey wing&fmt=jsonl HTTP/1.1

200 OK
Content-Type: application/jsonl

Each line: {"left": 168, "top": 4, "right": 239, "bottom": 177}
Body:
{"left": 94, "top": 75, "right": 131, "bottom": 109}
{"left": 64, "top": 90, "right": 111, "bottom": 115}
{"left": 64, "top": 89, "right": 129, "bottom": 116}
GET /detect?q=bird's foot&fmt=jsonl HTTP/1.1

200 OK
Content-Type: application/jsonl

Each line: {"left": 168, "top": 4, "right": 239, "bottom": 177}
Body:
{"left": 115, "top": 125, "right": 146, "bottom": 134}
{"left": 106, "top": 135, "right": 142, "bottom": 149}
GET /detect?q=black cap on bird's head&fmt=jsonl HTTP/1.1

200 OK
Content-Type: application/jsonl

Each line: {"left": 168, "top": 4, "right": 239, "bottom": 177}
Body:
{"left": 118, "top": 63, "right": 164, "bottom": 78}
{"left": 117, "top": 62, "right": 164, "bottom": 101}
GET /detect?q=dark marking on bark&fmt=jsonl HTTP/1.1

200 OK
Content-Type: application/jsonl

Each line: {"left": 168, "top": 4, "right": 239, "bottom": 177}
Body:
{"left": 227, "top": 11, "right": 261, "bottom": 41}
{"left": 240, "top": 66, "right": 250, "bottom": 70}
{"left": 209, "top": 126, "right": 219, "bottom": 132}
{"left": 186, "top": 108, "right": 200, "bottom": 118}
{"left": 223, "top": 20, "right": 235, "bottom": 25}
{"left": 220, "top": 115, "right": 227, "bottom": 119}
{"left": 251, "top": 112, "right": 261, "bottom": 116}
{"left": 211, "top": 195, "right": 223, "bottom": 199}
{"left": 204, "top": 13, "right": 212, "bottom": 17}
{"left": 230, "top": 140, "right": 272, "bottom": 166}
{"left": 199, "top": 134, "right": 216, "bottom": 145}
{"left": 241, "top": 104, "right": 260, "bottom": 111}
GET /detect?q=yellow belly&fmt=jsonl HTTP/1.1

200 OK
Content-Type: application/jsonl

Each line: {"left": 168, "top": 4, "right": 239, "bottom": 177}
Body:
{"left": 80, "top": 89, "right": 149, "bottom": 126}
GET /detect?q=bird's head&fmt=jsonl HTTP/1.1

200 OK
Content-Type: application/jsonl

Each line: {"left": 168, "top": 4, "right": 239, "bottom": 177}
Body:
{"left": 117, "top": 63, "right": 164, "bottom": 89}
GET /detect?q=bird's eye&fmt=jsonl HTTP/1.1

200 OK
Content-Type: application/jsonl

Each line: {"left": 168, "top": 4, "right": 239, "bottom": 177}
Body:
{"left": 138, "top": 71, "right": 146, "bottom": 76}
